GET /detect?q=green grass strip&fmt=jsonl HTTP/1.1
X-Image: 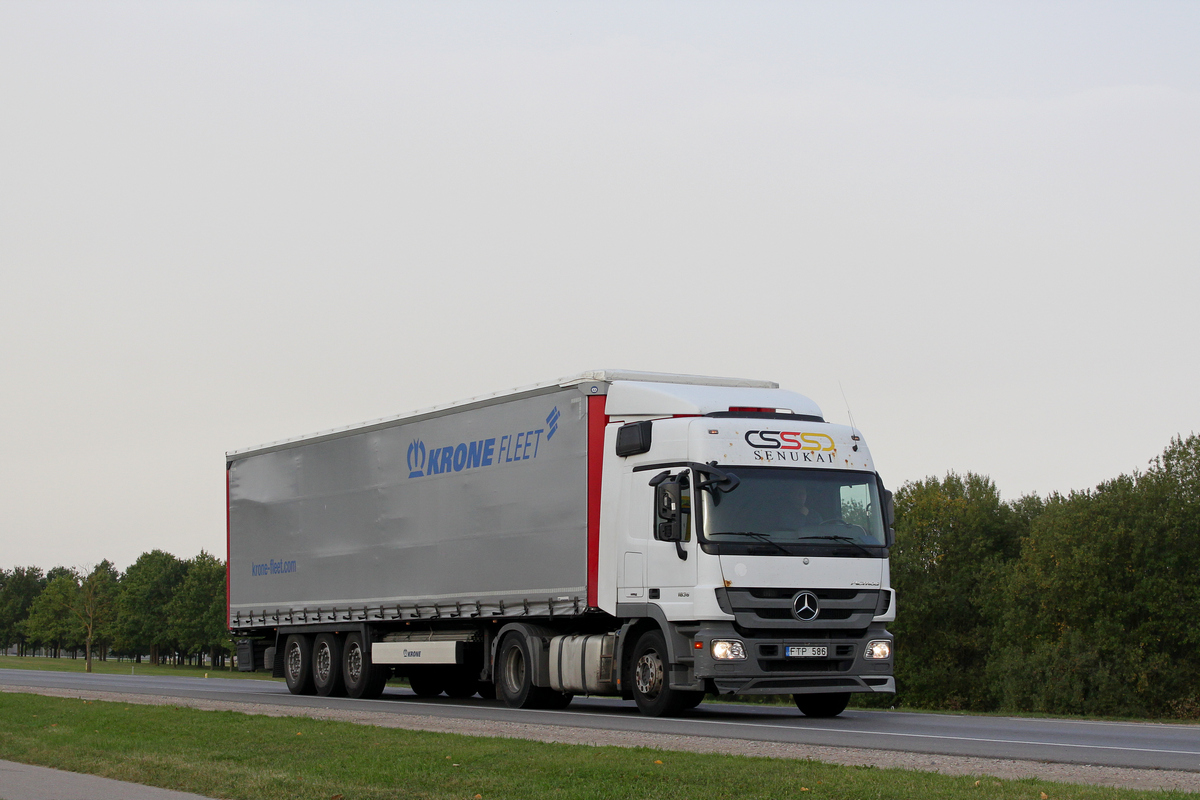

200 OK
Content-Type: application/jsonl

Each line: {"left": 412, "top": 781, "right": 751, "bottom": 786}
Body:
{"left": 0, "top": 654, "right": 277, "bottom": 681}
{"left": 0, "top": 692, "right": 1185, "bottom": 800}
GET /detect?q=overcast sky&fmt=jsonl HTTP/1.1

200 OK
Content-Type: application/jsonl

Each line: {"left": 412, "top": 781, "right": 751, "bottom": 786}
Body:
{"left": 2, "top": 2, "right": 1197, "bottom": 571}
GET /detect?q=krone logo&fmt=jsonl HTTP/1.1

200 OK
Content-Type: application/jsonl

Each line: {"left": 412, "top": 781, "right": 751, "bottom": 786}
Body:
{"left": 407, "top": 440, "right": 426, "bottom": 478}
{"left": 793, "top": 591, "right": 820, "bottom": 622}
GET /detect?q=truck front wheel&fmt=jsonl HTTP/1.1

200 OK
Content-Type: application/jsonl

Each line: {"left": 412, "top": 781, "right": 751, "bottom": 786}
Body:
{"left": 343, "top": 632, "right": 389, "bottom": 699}
{"left": 312, "top": 634, "right": 346, "bottom": 697}
{"left": 283, "top": 635, "right": 315, "bottom": 695}
{"left": 794, "top": 692, "right": 850, "bottom": 718}
{"left": 630, "top": 631, "right": 703, "bottom": 717}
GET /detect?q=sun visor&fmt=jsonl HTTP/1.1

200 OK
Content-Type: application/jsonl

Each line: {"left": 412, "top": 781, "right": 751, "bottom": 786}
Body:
{"left": 605, "top": 382, "right": 823, "bottom": 419}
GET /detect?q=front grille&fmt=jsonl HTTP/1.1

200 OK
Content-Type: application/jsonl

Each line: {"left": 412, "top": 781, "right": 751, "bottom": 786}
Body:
{"left": 747, "top": 588, "right": 860, "bottom": 600}
{"left": 716, "top": 587, "right": 880, "bottom": 629}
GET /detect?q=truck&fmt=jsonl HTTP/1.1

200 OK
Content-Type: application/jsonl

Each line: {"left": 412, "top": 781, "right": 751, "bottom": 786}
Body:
{"left": 227, "top": 370, "right": 896, "bottom": 717}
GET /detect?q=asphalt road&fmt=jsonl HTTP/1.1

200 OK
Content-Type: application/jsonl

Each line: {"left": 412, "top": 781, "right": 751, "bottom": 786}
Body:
{"left": 3, "top": 668, "right": 1197, "bottom": 772}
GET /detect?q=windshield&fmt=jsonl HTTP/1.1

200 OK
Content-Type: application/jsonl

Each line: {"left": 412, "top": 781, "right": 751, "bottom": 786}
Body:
{"left": 699, "top": 467, "right": 886, "bottom": 549}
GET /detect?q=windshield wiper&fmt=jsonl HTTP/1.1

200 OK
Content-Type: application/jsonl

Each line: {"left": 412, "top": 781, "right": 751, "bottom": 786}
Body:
{"left": 712, "top": 532, "right": 792, "bottom": 556}
{"left": 795, "top": 535, "right": 874, "bottom": 557}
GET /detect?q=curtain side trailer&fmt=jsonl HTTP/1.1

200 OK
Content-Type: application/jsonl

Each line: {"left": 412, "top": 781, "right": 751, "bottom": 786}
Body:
{"left": 227, "top": 370, "right": 896, "bottom": 717}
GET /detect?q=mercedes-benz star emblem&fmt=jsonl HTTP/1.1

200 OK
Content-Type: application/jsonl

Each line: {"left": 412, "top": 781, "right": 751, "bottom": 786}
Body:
{"left": 793, "top": 591, "right": 820, "bottom": 622}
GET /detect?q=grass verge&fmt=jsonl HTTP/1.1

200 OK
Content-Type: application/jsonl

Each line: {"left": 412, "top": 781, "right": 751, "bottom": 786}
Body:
{"left": 0, "top": 692, "right": 1186, "bottom": 800}
{"left": 0, "top": 654, "right": 278, "bottom": 681}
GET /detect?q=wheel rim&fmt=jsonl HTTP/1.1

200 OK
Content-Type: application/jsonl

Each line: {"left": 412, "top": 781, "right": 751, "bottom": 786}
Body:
{"left": 286, "top": 641, "right": 303, "bottom": 684}
{"left": 314, "top": 642, "right": 331, "bottom": 683}
{"left": 346, "top": 642, "right": 363, "bottom": 685}
{"left": 502, "top": 645, "right": 525, "bottom": 695}
{"left": 634, "top": 649, "right": 664, "bottom": 699}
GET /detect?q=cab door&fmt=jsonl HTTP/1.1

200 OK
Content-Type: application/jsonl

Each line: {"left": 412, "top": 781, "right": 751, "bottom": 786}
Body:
{"left": 643, "top": 468, "right": 699, "bottom": 619}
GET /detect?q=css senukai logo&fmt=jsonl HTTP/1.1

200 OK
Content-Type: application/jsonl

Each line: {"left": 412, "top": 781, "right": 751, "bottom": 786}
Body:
{"left": 744, "top": 430, "right": 836, "bottom": 451}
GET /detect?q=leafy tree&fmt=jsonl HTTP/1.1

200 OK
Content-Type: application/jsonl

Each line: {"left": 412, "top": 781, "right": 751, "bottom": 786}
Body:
{"left": 67, "top": 561, "right": 120, "bottom": 672}
{"left": 22, "top": 573, "right": 83, "bottom": 658}
{"left": 888, "top": 472, "right": 1037, "bottom": 710}
{"left": 89, "top": 560, "right": 122, "bottom": 660}
{"left": 0, "top": 566, "right": 46, "bottom": 655}
{"left": 167, "top": 551, "right": 229, "bottom": 668}
{"left": 116, "top": 550, "right": 186, "bottom": 665}
{"left": 44, "top": 565, "right": 75, "bottom": 586}
{"left": 989, "top": 435, "right": 1200, "bottom": 717}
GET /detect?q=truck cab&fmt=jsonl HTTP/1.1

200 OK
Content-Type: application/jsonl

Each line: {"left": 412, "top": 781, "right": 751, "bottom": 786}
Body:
{"left": 597, "top": 380, "right": 895, "bottom": 716}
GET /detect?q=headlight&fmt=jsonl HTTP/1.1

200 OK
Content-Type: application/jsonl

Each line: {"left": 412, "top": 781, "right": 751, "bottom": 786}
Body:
{"left": 864, "top": 640, "right": 891, "bottom": 659}
{"left": 710, "top": 639, "right": 747, "bottom": 660}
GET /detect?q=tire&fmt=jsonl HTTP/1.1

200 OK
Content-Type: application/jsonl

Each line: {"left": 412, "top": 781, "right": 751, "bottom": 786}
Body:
{"left": 444, "top": 668, "right": 481, "bottom": 699}
{"left": 496, "top": 634, "right": 538, "bottom": 709}
{"left": 409, "top": 672, "right": 446, "bottom": 698}
{"left": 343, "top": 632, "right": 389, "bottom": 699}
{"left": 794, "top": 692, "right": 850, "bottom": 718}
{"left": 312, "top": 634, "right": 345, "bottom": 697}
{"left": 476, "top": 681, "right": 497, "bottom": 700}
{"left": 495, "top": 634, "right": 572, "bottom": 710}
{"left": 283, "top": 635, "right": 315, "bottom": 695}
{"left": 630, "top": 630, "right": 697, "bottom": 717}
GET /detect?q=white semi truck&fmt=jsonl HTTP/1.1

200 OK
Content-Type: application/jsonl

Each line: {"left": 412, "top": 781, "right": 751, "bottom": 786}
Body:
{"left": 227, "top": 370, "right": 896, "bottom": 717}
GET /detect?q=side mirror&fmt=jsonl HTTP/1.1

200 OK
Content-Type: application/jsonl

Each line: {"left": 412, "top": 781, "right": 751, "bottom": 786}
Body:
{"left": 882, "top": 489, "right": 895, "bottom": 528}
{"left": 655, "top": 479, "right": 683, "bottom": 542}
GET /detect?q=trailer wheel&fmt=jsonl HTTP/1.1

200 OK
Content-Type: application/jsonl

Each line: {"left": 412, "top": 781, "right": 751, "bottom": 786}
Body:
{"left": 312, "top": 634, "right": 345, "bottom": 697}
{"left": 793, "top": 692, "right": 850, "bottom": 718}
{"left": 343, "top": 632, "right": 389, "bottom": 699}
{"left": 630, "top": 631, "right": 701, "bottom": 717}
{"left": 283, "top": 635, "right": 316, "bottom": 695}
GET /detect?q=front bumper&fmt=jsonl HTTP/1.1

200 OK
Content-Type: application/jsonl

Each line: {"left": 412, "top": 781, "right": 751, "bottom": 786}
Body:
{"left": 688, "top": 621, "right": 895, "bottom": 696}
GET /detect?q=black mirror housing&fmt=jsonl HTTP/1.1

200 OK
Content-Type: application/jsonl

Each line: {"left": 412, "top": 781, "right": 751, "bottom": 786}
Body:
{"left": 654, "top": 479, "right": 683, "bottom": 542}
{"left": 615, "top": 421, "right": 653, "bottom": 456}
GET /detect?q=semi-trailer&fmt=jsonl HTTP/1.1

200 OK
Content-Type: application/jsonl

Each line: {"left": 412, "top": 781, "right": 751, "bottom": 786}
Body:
{"left": 227, "top": 370, "right": 896, "bottom": 717}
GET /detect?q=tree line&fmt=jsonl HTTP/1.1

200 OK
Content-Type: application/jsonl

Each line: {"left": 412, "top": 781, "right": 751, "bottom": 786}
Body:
{"left": 2, "top": 434, "right": 1197, "bottom": 716}
{"left": 0, "top": 550, "right": 229, "bottom": 672}
{"left": 886, "top": 433, "right": 1200, "bottom": 719}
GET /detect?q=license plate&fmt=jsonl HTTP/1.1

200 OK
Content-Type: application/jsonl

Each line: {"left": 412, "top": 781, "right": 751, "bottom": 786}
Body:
{"left": 786, "top": 646, "right": 827, "bottom": 658}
